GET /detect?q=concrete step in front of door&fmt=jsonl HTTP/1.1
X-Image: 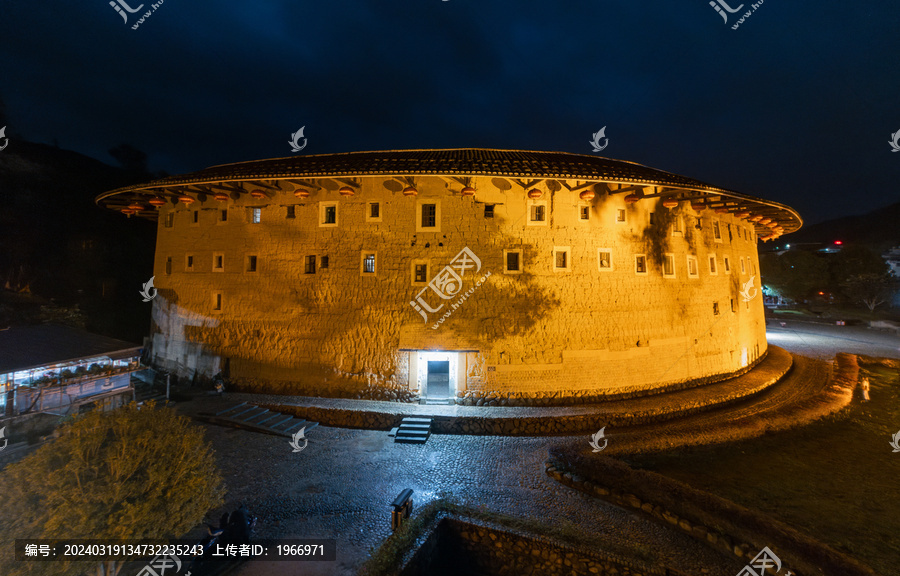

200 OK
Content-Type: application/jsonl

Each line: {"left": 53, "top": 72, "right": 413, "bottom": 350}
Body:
{"left": 395, "top": 416, "right": 433, "bottom": 444}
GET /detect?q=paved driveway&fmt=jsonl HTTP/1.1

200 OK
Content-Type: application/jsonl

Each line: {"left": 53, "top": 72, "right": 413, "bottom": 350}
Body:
{"left": 190, "top": 422, "right": 743, "bottom": 576}
{"left": 766, "top": 321, "right": 900, "bottom": 360}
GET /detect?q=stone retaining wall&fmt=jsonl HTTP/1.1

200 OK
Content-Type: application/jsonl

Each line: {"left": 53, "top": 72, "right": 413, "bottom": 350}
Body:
{"left": 546, "top": 447, "right": 877, "bottom": 576}
{"left": 399, "top": 513, "right": 663, "bottom": 576}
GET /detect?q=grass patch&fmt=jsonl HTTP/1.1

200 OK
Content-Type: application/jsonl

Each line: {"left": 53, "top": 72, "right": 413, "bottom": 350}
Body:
{"left": 623, "top": 356, "right": 900, "bottom": 576}
{"left": 358, "top": 497, "right": 659, "bottom": 576}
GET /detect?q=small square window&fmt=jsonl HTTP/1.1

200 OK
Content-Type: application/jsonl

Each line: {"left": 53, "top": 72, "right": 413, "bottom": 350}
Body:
{"left": 185, "top": 254, "right": 194, "bottom": 272}
{"left": 713, "top": 221, "right": 722, "bottom": 241}
{"left": 598, "top": 249, "right": 613, "bottom": 271}
{"left": 649, "top": 212, "right": 656, "bottom": 225}
{"left": 740, "top": 258, "right": 746, "bottom": 274}
{"left": 531, "top": 205, "right": 546, "bottom": 222}
{"left": 251, "top": 208, "right": 261, "bottom": 224}
{"left": 724, "top": 256, "right": 731, "bottom": 273}
{"left": 484, "top": 204, "right": 495, "bottom": 218}
{"left": 731, "top": 299, "right": 736, "bottom": 313}
{"left": 672, "top": 217, "right": 683, "bottom": 235}
{"left": 286, "top": 205, "right": 296, "bottom": 219}
{"left": 713, "top": 302, "right": 720, "bottom": 315}
{"left": 213, "top": 253, "right": 224, "bottom": 272}
{"left": 320, "top": 256, "right": 329, "bottom": 269}
{"left": 191, "top": 210, "right": 199, "bottom": 225}
{"left": 305, "top": 255, "right": 316, "bottom": 274}
{"left": 165, "top": 257, "right": 172, "bottom": 275}
{"left": 580, "top": 206, "right": 590, "bottom": 221}
{"left": 366, "top": 201, "right": 382, "bottom": 223}
{"left": 212, "top": 292, "right": 222, "bottom": 312}
{"left": 616, "top": 209, "right": 626, "bottom": 223}
{"left": 708, "top": 255, "right": 717, "bottom": 275}
{"left": 421, "top": 204, "right": 437, "bottom": 228}
{"left": 362, "top": 253, "right": 376, "bottom": 274}
{"left": 687, "top": 255, "right": 699, "bottom": 278}
{"left": 414, "top": 263, "right": 428, "bottom": 283}
{"left": 219, "top": 209, "right": 228, "bottom": 223}
{"left": 663, "top": 254, "right": 676, "bottom": 277}
{"left": 727, "top": 223, "right": 733, "bottom": 242}
{"left": 635, "top": 255, "right": 647, "bottom": 274}
{"left": 165, "top": 212, "right": 174, "bottom": 228}
{"left": 246, "top": 255, "right": 257, "bottom": 273}
{"left": 504, "top": 250, "right": 523, "bottom": 274}
{"left": 320, "top": 202, "right": 339, "bottom": 227}
{"left": 554, "top": 249, "right": 568, "bottom": 271}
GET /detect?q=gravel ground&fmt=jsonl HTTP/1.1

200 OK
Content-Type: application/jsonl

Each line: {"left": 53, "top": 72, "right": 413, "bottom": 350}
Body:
{"left": 178, "top": 416, "right": 746, "bottom": 576}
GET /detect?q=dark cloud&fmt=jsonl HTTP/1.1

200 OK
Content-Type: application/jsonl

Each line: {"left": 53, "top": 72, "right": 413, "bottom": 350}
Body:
{"left": 1, "top": 1, "right": 898, "bottom": 223}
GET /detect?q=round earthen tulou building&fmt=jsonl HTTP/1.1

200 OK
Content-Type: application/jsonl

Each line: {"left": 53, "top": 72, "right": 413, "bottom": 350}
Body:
{"left": 97, "top": 149, "right": 801, "bottom": 404}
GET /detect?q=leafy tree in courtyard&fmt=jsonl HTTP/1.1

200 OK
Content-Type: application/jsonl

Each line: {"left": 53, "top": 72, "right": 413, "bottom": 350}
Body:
{"left": 841, "top": 273, "right": 898, "bottom": 314}
{"left": 0, "top": 402, "right": 225, "bottom": 576}
{"left": 827, "top": 244, "right": 888, "bottom": 295}
{"left": 759, "top": 250, "right": 829, "bottom": 303}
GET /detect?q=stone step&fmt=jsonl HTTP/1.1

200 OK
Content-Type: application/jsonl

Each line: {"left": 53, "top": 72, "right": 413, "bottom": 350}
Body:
{"left": 401, "top": 417, "right": 433, "bottom": 425}
{"left": 399, "top": 423, "right": 431, "bottom": 431}
{"left": 395, "top": 435, "right": 429, "bottom": 444}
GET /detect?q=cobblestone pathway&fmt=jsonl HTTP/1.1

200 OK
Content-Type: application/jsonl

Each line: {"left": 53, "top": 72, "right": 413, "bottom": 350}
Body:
{"left": 187, "top": 417, "right": 746, "bottom": 576}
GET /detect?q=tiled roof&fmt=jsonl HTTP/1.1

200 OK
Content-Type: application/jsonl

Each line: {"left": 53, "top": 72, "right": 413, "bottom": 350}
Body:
{"left": 96, "top": 148, "right": 802, "bottom": 235}
{"left": 0, "top": 324, "right": 142, "bottom": 373}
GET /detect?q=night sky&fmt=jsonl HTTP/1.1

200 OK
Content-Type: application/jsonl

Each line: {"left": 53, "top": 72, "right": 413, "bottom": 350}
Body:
{"left": 2, "top": 1, "right": 899, "bottom": 224}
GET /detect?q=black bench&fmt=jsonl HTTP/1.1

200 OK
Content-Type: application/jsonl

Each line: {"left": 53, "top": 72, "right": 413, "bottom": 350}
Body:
{"left": 390, "top": 488, "right": 414, "bottom": 531}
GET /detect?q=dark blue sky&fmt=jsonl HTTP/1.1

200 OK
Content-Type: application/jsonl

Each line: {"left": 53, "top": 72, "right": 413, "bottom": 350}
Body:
{"left": 2, "top": 1, "right": 899, "bottom": 224}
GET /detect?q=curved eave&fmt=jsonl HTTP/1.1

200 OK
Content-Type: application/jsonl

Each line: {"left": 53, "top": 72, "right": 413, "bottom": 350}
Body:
{"left": 96, "top": 148, "right": 803, "bottom": 237}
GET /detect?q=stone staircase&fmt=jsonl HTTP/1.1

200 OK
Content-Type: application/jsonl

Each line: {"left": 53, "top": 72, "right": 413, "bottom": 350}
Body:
{"left": 394, "top": 417, "right": 433, "bottom": 444}
{"left": 203, "top": 402, "right": 318, "bottom": 438}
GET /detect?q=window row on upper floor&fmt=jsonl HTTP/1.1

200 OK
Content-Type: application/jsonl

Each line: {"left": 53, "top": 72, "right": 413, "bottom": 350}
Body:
{"left": 161, "top": 201, "right": 757, "bottom": 242}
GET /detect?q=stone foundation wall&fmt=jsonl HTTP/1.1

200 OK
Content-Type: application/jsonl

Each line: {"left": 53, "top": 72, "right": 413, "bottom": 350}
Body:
{"left": 399, "top": 514, "right": 663, "bottom": 576}
{"left": 149, "top": 175, "right": 766, "bottom": 397}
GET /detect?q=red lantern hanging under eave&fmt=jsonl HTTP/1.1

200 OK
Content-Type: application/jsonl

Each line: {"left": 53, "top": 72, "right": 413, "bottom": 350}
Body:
{"left": 461, "top": 187, "right": 476, "bottom": 197}
{"left": 749, "top": 215, "right": 763, "bottom": 222}
{"left": 579, "top": 190, "right": 596, "bottom": 201}
{"left": 250, "top": 189, "right": 268, "bottom": 199}
{"left": 148, "top": 197, "right": 166, "bottom": 207}
{"left": 624, "top": 193, "right": 642, "bottom": 204}
{"left": 339, "top": 186, "right": 355, "bottom": 197}
{"left": 127, "top": 203, "right": 144, "bottom": 211}
{"left": 715, "top": 207, "right": 729, "bottom": 214}
{"left": 294, "top": 189, "right": 310, "bottom": 198}
{"left": 527, "top": 189, "right": 543, "bottom": 199}
{"left": 691, "top": 202, "right": 705, "bottom": 212}
{"left": 213, "top": 192, "right": 229, "bottom": 202}
{"left": 178, "top": 195, "right": 195, "bottom": 205}
{"left": 403, "top": 186, "right": 418, "bottom": 196}
{"left": 758, "top": 218, "right": 772, "bottom": 225}
{"left": 736, "top": 211, "right": 750, "bottom": 218}
{"left": 121, "top": 208, "right": 136, "bottom": 215}
{"left": 662, "top": 199, "right": 678, "bottom": 209}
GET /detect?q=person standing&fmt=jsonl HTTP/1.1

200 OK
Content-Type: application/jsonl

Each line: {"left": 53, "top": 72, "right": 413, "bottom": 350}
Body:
{"left": 861, "top": 377, "right": 870, "bottom": 401}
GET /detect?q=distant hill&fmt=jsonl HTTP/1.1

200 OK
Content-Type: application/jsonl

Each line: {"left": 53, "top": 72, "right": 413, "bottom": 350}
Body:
{"left": 786, "top": 200, "right": 900, "bottom": 249}
{"left": 0, "top": 139, "right": 157, "bottom": 341}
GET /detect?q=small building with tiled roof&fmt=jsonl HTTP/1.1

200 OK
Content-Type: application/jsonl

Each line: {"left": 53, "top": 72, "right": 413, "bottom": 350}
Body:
{"left": 97, "top": 149, "right": 801, "bottom": 404}
{"left": 0, "top": 324, "right": 142, "bottom": 416}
